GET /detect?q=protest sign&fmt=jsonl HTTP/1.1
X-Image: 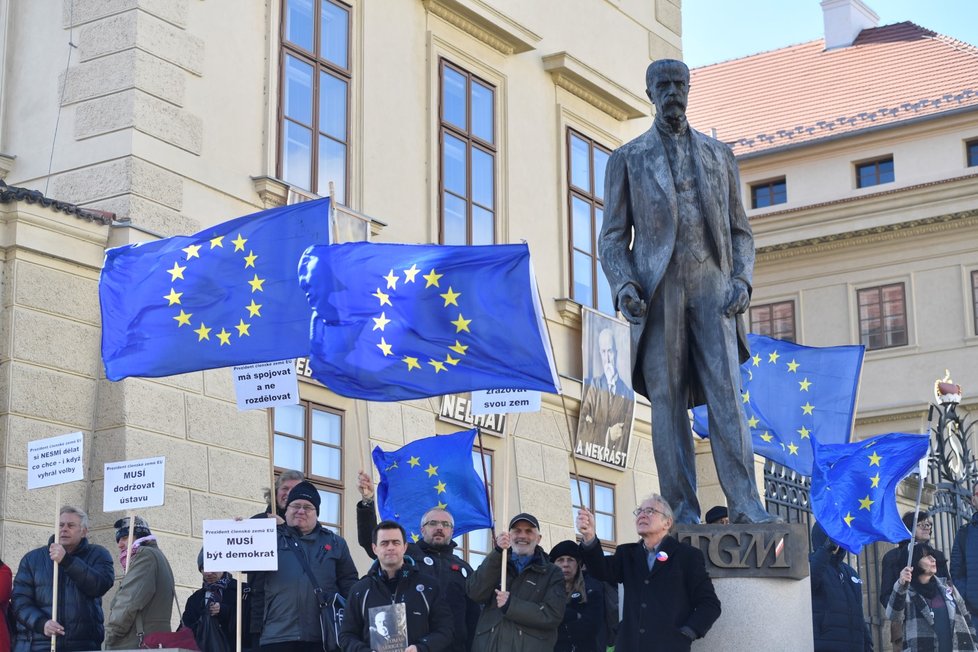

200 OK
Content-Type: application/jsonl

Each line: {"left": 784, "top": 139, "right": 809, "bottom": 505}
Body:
{"left": 471, "top": 389, "right": 541, "bottom": 414}
{"left": 27, "top": 432, "right": 84, "bottom": 489}
{"left": 103, "top": 457, "right": 166, "bottom": 511}
{"left": 233, "top": 358, "right": 300, "bottom": 411}
{"left": 202, "top": 519, "right": 278, "bottom": 572}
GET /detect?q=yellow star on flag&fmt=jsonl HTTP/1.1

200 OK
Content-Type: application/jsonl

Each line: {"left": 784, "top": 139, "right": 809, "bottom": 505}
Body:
{"left": 425, "top": 464, "right": 438, "bottom": 477}
{"left": 801, "top": 402, "right": 814, "bottom": 415}
{"left": 434, "top": 480, "right": 447, "bottom": 494}
{"left": 449, "top": 340, "right": 468, "bottom": 355}
{"left": 858, "top": 495, "right": 875, "bottom": 511}
{"left": 182, "top": 244, "right": 201, "bottom": 260}
{"left": 428, "top": 359, "right": 446, "bottom": 372}
{"left": 243, "top": 251, "right": 258, "bottom": 268}
{"left": 787, "top": 359, "right": 800, "bottom": 372}
{"left": 759, "top": 432, "right": 773, "bottom": 442}
{"left": 868, "top": 451, "right": 882, "bottom": 466}
{"left": 373, "top": 312, "right": 391, "bottom": 331}
{"left": 232, "top": 234, "right": 247, "bottom": 251}
{"left": 423, "top": 269, "right": 443, "bottom": 287}
{"left": 451, "top": 314, "right": 471, "bottom": 333}
{"left": 768, "top": 350, "right": 780, "bottom": 364}
{"left": 752, "top": 353, "right": 761, "bottom": 367}
{"left": 384, "top": 269, "right": 399, "bottom": 289}
{"left": 209, "top": 235, "right": 224, "bottom": 249}
{"left": 168, "top": 262, "right": 186, "bottom": 281}
{"left": 844, "top": 512, "right": 855, "bottom": 527}
{"left": 747, "top": 416, "right": 760, "bottom": 428}
{"left": 194, "top": 323, "right": 211, "bottom": 341}
{"left": 741, "top": 390, "right": 750, "bottom": 403}
{"left": 164, "top": 288, "right": 183, "bottom": 306}
{"left": 799, "top": 378, "right": 812, "bottom": 391}
{"left": 798, "top": 426, "right": 811, "bottom": 439}
{"left": 404, "top": 264, "right": 420, "bottom": 283}
{"left": 440, "top": 287, "right": 461, "bottom": 306}
{"left": 787, "top": 442, "right": 799, "bottom": 455}
{"left": 246, "top": 300, "right": 262, "bottom": 317}
{"left": 377, "top": 338, "right": 393, "bottom": 356}
{"left": 372, "top": 288, "right": 392, "bottom": 306}
{"left": 436, "top": 501, "right": 448, "bottom": 509}
{"left": 248, "top": 274, "right": 265, "bottom": 292}
{"left": 173, "top": 310, "right": 192, "bottom": 327}
{"left": 235, "top": 319, "right": 250, "bottom": 337}
{"left": 407, "top": 456, "right": 421, "bottom": 468}
{"left": 445, "top": 354, "right": 459, "bottom": 366}
{"left": 870, "top": 472, "right": 881, "bottom": 488}
{"left": 403, "top": 356, "right": 420, "bottom": 371}
{"left": 411, "top": 533, "right": 420, "bottom": 543}
{"left": 216, "top": 329, "right": 232, "bottom": 346}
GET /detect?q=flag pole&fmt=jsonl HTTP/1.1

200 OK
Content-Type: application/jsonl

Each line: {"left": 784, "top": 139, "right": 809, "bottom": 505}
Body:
{"left": 124, "top": 510, "right": 135, "bottom": 576}
{"left": 235, "top": 571, "right": 243, "bottom": 652}
{"left": 500, "top": 413, "right": 513, "bottom": 591}
{"left": 475, "top": 430, "right": 496, "bottom": 542}
{"left": 906, "top": 416, "right": 934, "bottom": 570}
{"left": 355, "top": 401, "right": 367, "bottom": 480}
{"left": 50, "top": 486, "right": 60, "bottom": 652}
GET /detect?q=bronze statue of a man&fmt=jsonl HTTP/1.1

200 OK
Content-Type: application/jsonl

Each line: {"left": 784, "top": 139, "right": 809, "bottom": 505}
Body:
{"left": 599, "top": 59, "right": 776, "bottom": 524}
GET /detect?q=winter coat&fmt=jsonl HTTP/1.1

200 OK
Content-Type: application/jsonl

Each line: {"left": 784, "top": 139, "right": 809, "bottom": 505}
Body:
{"left": 182, "top": 576, "right": 251, "bottom": 650}
{"left": 880, "top": 541, "right": 949, "bottom": 609}
{"left": 554, "top": 574, "right": 608, "bottom": 652}
{"left": 10, "top": 537, "right": 114, "bottom": 652}
{"left": 886, "top": 576, "right": 977, "bottom": 651}
{"left": 339, "top": 559, "right": 454, "bottom": 652}
{"left": 810, "top": 523, "right": 873, "bottom": 652}
{"left": 952, "top": 514, "right": 978, "bottom": 615}
{"left": 104, "top": 541, "right": 176, "bottom": 650}
{"left": 356, "top": 499, "right": 479, "bottom": 651}
{"left": 1, "top": 563, "right": 12, "bottom": 652}
{"left": 465, "top": 546, "right": 565, "bottom": 652}
{"left": 249, "top": 523, "right": 358, "bottom": 646}
{"left": 580, "top": 535, "right": 720, "bottom": 652}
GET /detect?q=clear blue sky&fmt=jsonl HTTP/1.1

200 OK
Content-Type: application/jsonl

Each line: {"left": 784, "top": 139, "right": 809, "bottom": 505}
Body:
{"left": 682, "top": 0, "right": 978, "bottom": 68}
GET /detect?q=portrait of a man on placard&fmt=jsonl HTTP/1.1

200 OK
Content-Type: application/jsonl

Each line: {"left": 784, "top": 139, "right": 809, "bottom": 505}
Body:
{"left": 575, "top": 309, "right": 635, "bottom": 468}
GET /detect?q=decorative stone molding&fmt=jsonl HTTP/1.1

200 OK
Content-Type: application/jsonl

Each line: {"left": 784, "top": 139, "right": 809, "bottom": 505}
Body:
{"left": 251, "top": 176, "right": 289, "bottom": 208}
{"left": 543, "top": 52, "right": 650, "bottom": 121}
{"left": 0, "top": 153, "right": 15, "bottom": 180}
{"left": 422, "top": 0, "right": 540, "bottom": 55}
{"left": 554, "top": 297, "right": 582, "bottom": 329}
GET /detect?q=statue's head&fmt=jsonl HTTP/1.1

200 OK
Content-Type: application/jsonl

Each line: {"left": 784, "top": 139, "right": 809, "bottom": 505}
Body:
{"left": 645, "top": 59, "right": 690, "bottom": 124}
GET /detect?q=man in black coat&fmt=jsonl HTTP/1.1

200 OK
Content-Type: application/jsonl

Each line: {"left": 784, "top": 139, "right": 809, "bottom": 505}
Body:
{"left": 577, "top": 495, "right": 720, "bottom": 651}
{"left": 340, "top": 520, "right": 453, "bottom": 652}
{"left": 356, "top": 470, "right": 478, "bottom": 651}
{"left": 10, "top": 506, "right": 114, "bottom": 652}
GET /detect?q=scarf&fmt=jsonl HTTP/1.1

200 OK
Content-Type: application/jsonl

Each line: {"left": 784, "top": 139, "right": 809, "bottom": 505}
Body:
{"left": 204, "top": 573, "right": 232, "bottom": 607}
{"left": 913, "top": 575, "right": 940, "bottom": 600}
{"left": 119, "top": 535, "right": 157, "bottom": 570}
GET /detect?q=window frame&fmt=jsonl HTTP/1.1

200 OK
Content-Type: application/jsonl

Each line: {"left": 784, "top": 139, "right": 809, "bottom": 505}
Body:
{"left": 967, "top": 139, "right": 978, "bottom": 168}
{"left": 749, "top": 177, "right": 787, "bottom": 209}
{"left": 856, "top": 282, "right": 909, "bottom": 351}
{"left": 570, "top": 475, "right": 616, "bottom": 551}
{"left": 749, "top": 299, "right": 797, "bottom": 342}
{"left": 277, "top": 0, "right": 352, "bottom": 203}
{"left": 453, "top": 448, "right": 494, "bottom": 566}
{"left": 855, "top": 156, "right": 894, "bottom": 189}
{"left": 438, "top": 58, "right": 497, "bottom": 246}
{"left": 567, "top": 128, "right": 614, "bottom": 314}
{"left": 971, "top": 270, "right": 978, "bottom": 336}
{"left": 271, "top": 399, "right": 346, "bottom": 534}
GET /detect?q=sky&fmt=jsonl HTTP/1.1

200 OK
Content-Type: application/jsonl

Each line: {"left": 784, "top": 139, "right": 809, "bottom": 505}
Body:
{"left": 682, "top": 0, "right": 978, "bottom": 68}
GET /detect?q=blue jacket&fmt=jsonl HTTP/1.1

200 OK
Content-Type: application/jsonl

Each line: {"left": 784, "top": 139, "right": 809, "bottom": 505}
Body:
{"left": 952, "top": 513, "right": 978, "bottom": 615}
{"left": 10, "top": 537, "right": 114, "bottom": 652}
{"left": 810, "top": 523, "right": 873, "bottom": 652}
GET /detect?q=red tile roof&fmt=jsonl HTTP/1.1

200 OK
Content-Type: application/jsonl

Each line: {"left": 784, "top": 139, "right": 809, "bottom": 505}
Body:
{"left": 686, "top": 22, "right": 978, "bottom": 157}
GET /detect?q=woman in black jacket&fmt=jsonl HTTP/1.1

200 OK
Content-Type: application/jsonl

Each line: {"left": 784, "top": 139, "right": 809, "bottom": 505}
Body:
{"left": 550, "top": 540, "right": 607, "bottom": 652}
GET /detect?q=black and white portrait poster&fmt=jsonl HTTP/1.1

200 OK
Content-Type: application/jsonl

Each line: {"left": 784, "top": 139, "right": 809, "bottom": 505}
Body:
{"left": 369, "top": 603, "right": 408, "bottom": 651}
{"left": 575, "top": 308, "right": 635, "bottom": 468}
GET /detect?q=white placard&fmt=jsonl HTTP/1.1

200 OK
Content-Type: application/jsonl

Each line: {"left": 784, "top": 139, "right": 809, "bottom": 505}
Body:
{"left": 27, "top": 432, "right": 84, "bottom": 489}
{"left": 233, "top": 359, "right": 300, "bottom": 411}
{"left": 103, "top": 457, "right": 166, "bottom": 512}
{"left": 203, "top": 519, "right": 279, "bottom": 572}
{"left": 470, "top": 389, "right": 542, "bottom": 415}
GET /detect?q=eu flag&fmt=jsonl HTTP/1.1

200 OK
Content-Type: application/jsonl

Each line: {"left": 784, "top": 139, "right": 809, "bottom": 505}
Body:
{"left": 100, "top": 198, "right": 331, "bottom": 381}
{"left": 692, "top": 334, "right": 864, "bottom": 475}
{"left": 298, "top": 242, "right": 560, "bottom": 401}
{"left": 373, "top": 429, "right": 493, "bottom": 539}
{"left": 811, "top": 432, "right": 929, "bottom": 553}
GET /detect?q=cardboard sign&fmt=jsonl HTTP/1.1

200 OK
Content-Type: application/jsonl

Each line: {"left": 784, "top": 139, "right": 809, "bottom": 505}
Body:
{"left": 202, "top": 519, "right": 278, "bottom": 572}
{"left": 27, "top": 432, "right": 84, "bottom": 489}
{"left": 233, "top": 359, "right": 300, "bottom": 411}
{"left": 470, "top": 389, "right": 541, "bottom": 414}
{"left": 103, "top": 457, "right": 166, "bottom": 511}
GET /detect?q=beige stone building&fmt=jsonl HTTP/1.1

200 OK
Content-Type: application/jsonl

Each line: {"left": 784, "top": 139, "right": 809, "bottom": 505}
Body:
{"left": 0, "top": 0, "right": 685, "bottom": 613}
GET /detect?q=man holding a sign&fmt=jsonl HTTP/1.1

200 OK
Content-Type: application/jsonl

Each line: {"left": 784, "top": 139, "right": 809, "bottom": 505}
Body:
{"left": 10, "top": 506, "right": 113, "bottom": 652}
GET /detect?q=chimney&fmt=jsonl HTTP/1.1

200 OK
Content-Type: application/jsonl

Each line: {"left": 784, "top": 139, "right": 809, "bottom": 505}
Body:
{"left": 820, "top": 0, "right": 879, "bottom": 50}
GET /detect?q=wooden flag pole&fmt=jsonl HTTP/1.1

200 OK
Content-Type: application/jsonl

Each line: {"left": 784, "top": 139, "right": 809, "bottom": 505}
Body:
{"left": 499, "top": 415, "right": 513, "bottom": 591}
{"left": 235, "top": 571, "right": 243, "bottom": 652}
{"left": 50, "top": 486, "right": 60, "bottom": 652}
{"left": 123, "top": 510, "right": 135, "bottom": 576}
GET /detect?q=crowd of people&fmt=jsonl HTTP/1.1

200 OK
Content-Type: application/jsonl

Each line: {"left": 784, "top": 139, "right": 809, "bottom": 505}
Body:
{"left": 4, "top": 472, "right": 978, "bottom": 651}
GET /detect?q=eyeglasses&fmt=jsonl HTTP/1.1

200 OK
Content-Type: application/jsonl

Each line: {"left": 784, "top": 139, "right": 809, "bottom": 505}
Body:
{"left": 917, "top": 522, "right": 933, "bottom": 530}
{"left": 633, "top": 506, "right": 667, "bottom": 518}
{"left": 423, "top": 520, "right": 454, "bottom": 529}
{"left": 288, "top": 504, "right": 316, "bottom": 513}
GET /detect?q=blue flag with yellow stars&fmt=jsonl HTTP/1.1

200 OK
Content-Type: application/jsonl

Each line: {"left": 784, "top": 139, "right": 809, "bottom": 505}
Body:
{"left": 811, "top": 432, "right": 929, "bottom": 553}
{"left": 692, "top": 334, "right": 864, "bottom": 476}
{"left": 298, "top": 241, "right": 560, "bottom": 401}
{"left": 100, "top": 198, "right": 331, "bottom": 381}
{"left": 373, "top": 428, "right": 492, "bottom": 539}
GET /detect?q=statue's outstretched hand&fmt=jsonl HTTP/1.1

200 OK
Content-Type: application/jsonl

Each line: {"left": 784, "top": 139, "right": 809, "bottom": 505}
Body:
{"left": 618, "top": 284, "right": 647, "bottom": 324}
{"left": 723, "top": 280, "right": 750, "bottom": 317}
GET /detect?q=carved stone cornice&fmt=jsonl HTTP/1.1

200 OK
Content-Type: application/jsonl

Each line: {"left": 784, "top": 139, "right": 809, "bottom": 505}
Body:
{"left": 554, "top": 297, "right": 582, "bottom": 329}
{"left": 756, "top": 209, "right": 978, "bottom": 261}
{"left": 422, "top": 0, "right": 540, "bottom": 55}
{"left": 251, "top": 176, "right": 289, "bottom": 209}
{"left": 543, "top": 52, "right": 650, "bottom": 121}
{"left": 0, "top": 153, "right": 15, "bottom": 180}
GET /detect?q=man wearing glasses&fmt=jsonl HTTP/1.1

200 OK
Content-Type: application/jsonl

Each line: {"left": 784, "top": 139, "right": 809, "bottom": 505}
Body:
{"left": 250, "top": 480, "right": 358, "bottom": 651}
{"left": 577, "top": 495, "right": 720, "bottom": 651}
{"left": 356, "top": 471, "right": 478, "bottom": 652}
